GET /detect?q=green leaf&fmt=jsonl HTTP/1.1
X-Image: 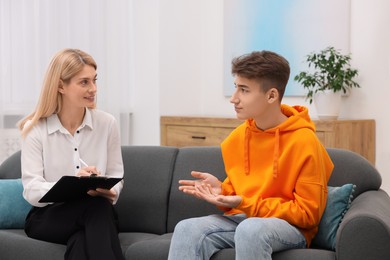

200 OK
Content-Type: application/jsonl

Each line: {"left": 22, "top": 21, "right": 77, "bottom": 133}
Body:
{"left": 293, "top": 46, "right": 360, "bottom": 103}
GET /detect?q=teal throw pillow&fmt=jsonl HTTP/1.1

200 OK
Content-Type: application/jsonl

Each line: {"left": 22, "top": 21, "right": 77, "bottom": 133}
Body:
{"left": 0, "top": 178, "right": 32, "bottom": 228}
{"left": 312, "top": 183, "right": 355, "bottom": 250}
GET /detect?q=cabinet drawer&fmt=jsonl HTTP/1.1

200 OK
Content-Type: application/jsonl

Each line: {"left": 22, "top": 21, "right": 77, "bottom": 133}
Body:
{"left": 166, "top": 126, "right": 233, "bottom": 147}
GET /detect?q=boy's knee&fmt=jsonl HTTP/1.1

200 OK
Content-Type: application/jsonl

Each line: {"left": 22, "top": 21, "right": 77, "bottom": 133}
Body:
{"left": 236, "top": 218, "right": 274, "bottom": 241}
{"left": 173, "top": 216, "right": 217, "bottom": 238}
{"left": 174, "top": 218, "right": 197, "bottom": 234}
{"left": 236, "top": 218, "right": 253, "bottom": 237}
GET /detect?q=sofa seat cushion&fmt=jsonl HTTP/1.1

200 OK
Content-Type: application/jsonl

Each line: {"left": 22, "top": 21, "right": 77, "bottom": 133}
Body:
{"left": 125, "top": 233, "right": 173, "bottom": 260}
{"left": 212, "top": 248, "right": 336, "bottom": 260}
{"left": 123, "top": 232, "right": 336, "bottom": 260}
{"left": 0, "top": 230, "right": 164, "bottom": 260}
{"left": 0, "top": 229, "right": 66, "bottom": 260}
{"left": 273, "top": 248, "right": 335, "bottom": 260}
{"left": 118, "top": 232, "right": 160, "bottom": 251}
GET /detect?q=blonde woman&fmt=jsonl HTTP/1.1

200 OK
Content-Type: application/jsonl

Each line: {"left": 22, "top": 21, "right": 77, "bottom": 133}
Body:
{"left": 19, "top": 49, "right": 125, "bottom": 260}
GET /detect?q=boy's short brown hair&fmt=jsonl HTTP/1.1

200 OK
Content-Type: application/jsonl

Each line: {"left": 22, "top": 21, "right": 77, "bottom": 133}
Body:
{"left": 231, "top": 51, "right": 290, "bottom": 100}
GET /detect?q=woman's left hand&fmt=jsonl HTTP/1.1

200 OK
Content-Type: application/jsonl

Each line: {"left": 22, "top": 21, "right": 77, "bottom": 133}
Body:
{"left": 87, "top": 188, "right": 117, "bottom": 204}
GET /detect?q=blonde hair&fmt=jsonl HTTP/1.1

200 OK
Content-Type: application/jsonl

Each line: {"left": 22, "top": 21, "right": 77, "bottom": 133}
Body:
{"left": 18, "top": 48, "right": 97, "bottom": 137}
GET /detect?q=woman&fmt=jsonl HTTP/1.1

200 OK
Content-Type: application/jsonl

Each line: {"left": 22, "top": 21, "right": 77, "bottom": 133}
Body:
{"left": 18, "top": 49, "right": 125, "bottom": 260}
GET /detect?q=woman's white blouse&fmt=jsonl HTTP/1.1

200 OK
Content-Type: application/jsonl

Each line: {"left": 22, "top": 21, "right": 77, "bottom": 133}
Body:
{"left": 21, "top": 108, "right": 124, "bottom": 207}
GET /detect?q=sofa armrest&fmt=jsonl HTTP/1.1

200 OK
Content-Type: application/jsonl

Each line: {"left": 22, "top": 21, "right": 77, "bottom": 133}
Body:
{"left": 335, "top": 189, "right": 390, "bottom": 260}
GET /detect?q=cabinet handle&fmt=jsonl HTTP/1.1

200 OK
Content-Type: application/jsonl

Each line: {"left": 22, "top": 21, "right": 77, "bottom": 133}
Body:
{"left": 191, "top": 136, "right": 206, "bottom": 140}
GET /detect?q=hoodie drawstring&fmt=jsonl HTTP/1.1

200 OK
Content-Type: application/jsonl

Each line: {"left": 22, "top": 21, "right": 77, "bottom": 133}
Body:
{"left": 244, "top": 127, "right": 250, "bottom": 175}
{"left": 244, "top": 126, "right": 279, "bottom": 178}
{"left": 273, "top": 128, "right": 280, "bottom": 178}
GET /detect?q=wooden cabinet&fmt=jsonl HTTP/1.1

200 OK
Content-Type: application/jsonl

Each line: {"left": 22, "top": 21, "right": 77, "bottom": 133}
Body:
{"left": 314, "top": 120, "right": 375, "bottom": 164}
{"left": 160, "top": 116, "right": 376, "bottom": 164}
{"left": 161, "top": 117, "right": 240, "bottom": 148}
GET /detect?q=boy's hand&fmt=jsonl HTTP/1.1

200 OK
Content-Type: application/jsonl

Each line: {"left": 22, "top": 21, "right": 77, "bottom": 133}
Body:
{"left": 193, "top": 182, "right": 242, "bottom": 208}
{"left": 179, "top": 171, "right": 222, "bottom": 195}
{"left": 179, "top": 171, "right": 241, "bottom": 208}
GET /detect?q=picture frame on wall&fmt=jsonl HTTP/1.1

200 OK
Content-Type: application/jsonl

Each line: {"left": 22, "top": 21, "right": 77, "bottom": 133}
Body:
{"left": 223, "top": 0, "right": 351, "bottom": 96}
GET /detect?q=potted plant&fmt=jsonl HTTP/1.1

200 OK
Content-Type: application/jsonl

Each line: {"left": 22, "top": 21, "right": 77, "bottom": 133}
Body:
{"left": 294, "top": 46, "right": 360, "bottom": 120}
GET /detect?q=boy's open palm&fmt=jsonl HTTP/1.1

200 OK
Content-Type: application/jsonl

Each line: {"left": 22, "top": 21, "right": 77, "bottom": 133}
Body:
{"left": 194, "top": 182, "right": 242, "bottom": 208}
{"left": 178, "top": 171, "right": 242, "bottom": 208}
{"left": 179, "top": 171, "right": 222, "bottom": 196}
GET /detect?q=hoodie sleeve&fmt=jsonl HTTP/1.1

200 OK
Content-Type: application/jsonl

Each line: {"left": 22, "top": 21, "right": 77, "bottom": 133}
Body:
{"left": 216, "top": 177, "right": 237, "bottom": 212}
{"left": 221, "top": 177, "right": 235, "bottom": 196}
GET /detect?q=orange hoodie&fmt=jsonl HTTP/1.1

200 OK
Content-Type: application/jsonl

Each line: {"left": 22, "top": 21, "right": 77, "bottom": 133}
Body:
{"left": 220, "top": 104, "right": 334, "bottom": 245}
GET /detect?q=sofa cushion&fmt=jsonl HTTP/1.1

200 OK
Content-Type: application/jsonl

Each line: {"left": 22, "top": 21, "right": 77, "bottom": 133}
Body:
{"left": 167, "top": 146, "right": 226, "bottom": 232}
{"left": 119, "top": 232, "right": 161, "bottom": 254}
{"left": 273, "top": 248, "right": 335, "bottom": 260}
{"left": 0, "top": 229, "right": 66, "bottom": 260}
{"left": 0, "top": 178, "right": 31, "bottom": 228}
{"left": 115, "top": 146, "right": 178, "bottom": 234}
{"left": 326, "top": 148, "right": 380, "bottom": 196}
{"left": 312, "top": 183, "right": 355, "bottom": 250}
{"left": 125, "top": 233, "right": 172, "bottom": 260}
{"left": 0, "top": 151, "right": 22, "bottom": 179}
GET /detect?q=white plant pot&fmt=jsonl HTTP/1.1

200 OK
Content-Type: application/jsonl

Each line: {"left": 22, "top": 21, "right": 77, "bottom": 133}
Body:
{"left": 313, "top": 90, "right": 342, "bottom": 120}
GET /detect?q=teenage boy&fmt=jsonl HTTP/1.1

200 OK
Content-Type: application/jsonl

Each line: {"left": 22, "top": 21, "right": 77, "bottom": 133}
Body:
{"left": 167, "top": 51, "right": 334, "bottom": 260}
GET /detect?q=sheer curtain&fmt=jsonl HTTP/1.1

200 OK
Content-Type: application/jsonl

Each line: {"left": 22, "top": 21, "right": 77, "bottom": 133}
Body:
{"left": 0, "top": 0, "right": 133, "bottom": 138}
{"left": 0, "top": 0, "right": 134, "bottom": 161}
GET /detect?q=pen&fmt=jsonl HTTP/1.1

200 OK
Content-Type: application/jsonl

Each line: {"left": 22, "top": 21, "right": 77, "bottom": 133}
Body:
{"left": 79, "top": 158, "right": 89, "bottom": 168}
{"left": 79, "top": 158, "right": 98, "bottom": 177}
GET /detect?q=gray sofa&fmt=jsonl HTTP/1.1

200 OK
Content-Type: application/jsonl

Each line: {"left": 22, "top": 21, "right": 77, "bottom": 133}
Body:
{"left": 1, "top": 146, "right": 390, "bottom": 260}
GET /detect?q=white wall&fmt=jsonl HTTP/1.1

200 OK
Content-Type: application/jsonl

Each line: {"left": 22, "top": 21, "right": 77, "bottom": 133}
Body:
{"left": 131, "top": 0, "right": 160, "bottom": 145}
{"left": 153, "top": 0, "right": 390, "bottom": 193}
{"left": 159, "top": 0, "right": 233, "bottom": 117}
{"left": 1, "top": 0, "right": 389, "bottom": 192}
{"left": 348, "top": 0, "right": 390, "bottom": 192}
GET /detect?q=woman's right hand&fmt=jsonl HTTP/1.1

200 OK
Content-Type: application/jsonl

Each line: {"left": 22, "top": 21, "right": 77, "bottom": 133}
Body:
{"left": 77, "top": 166, "right": 101, "bottom": 177}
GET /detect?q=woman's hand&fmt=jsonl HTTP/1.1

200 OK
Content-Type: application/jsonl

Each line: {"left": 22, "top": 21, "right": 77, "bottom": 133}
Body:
{"left": 87, "top": 188, "right": 117, "bottom": 204}
{"left": 77, "top": 166, "right": 116, "bottom": 203}
{"left": 77, "top": 166, "right": 100, "bottom": 177}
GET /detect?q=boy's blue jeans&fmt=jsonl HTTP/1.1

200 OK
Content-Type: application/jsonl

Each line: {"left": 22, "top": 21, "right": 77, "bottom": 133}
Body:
{"left": 168, "top": 214, "right": 306, "bottom": 260}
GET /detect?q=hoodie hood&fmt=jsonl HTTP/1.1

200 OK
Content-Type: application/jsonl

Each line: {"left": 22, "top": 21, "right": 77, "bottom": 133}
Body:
{"left": 246, "top": 104, "right": 315, "bottom": 134}
{"left": 243, "top": 104, "right": 315, "bottom": 177}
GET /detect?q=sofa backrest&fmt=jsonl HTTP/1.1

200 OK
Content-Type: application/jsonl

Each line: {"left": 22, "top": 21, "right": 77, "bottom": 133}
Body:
{"left": 164, "top": 147, "right": 383, "bottom": 232}
{"left": 0, "top": 150, "right": 21, "bottom": 179}
{"left": 0, "top": 146, "right": 383, "bottom": 234}
{"left": 115, "top": 146, "right": 178, "bottom": 234}
{"left": 326, "top": 148, "right": 382, "bottom": 196}
{"left": 166, "top": 146, "right": 227, "bottom": 232}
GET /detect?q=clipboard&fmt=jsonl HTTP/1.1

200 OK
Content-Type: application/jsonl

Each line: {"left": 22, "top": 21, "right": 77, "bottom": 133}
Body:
{"left": 39, "top": 175, "right": 123, "bottom": 203}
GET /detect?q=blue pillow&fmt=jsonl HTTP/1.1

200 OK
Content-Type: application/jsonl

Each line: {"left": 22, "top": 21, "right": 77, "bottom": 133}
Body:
{"left": 0, "top": 178, "right": 32, "bottom": 228}
{"left": 312, "top": 183, "right": 355, "bottom": 250}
